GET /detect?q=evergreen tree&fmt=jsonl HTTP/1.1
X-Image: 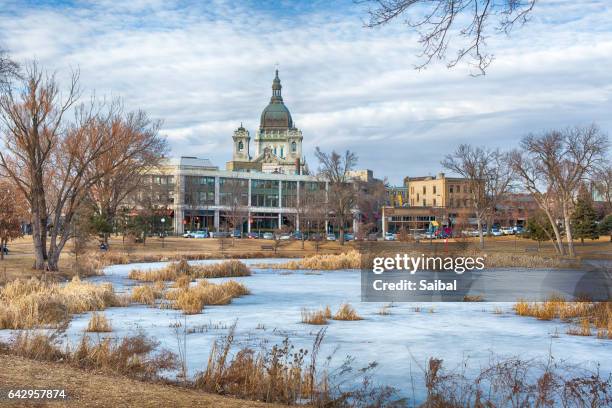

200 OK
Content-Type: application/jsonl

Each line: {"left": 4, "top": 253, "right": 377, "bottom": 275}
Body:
{"left": 571, "top": 195, "right": 599, "bottom": 244}
{"left": 524, "top": 211, "right": 555, "bottom": 249}
{"left": 599, "top": 214, "right": 612, "bottom": 242}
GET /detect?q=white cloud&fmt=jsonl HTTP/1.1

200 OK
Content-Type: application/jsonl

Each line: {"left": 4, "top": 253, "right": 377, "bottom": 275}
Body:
{"left": 1, "top": 0, "right": 611, "bottom": 184}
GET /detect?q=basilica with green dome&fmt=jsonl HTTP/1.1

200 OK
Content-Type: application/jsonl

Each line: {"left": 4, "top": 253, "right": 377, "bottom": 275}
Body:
{"left": 226, "top": 70, "right": 307, "bottom": 175}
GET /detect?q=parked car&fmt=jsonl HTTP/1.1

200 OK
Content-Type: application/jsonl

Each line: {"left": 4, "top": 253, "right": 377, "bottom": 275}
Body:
{"left": 514, "top": 226, "right": 524, "bottom": 234}
{"left": 231, "top": 230, "right": 242, "bottom": 238}
{"left": 501, "top": 227, "right": 514, "bottom": 235}
{"left": 343, "top": 233, "right": 355, "bottom": 241}
{"left": 279, "top": 233, "right": 292, "bottom": 240}
{"left": 247, "top": 232, "right": 259, "bottom": 239}
{"left": 326, "top": 233, "right": 336, "bottom": 241}
{"left": 366, "top": 233, "right": 379, "bottom": 241}
{"left": 384, "top": 232, "right": 396, "bottom": 241}
{"left": 210, "top": 231, "right": 230, "bottom": 238}
{"left": 309, "top": 233, "right": 323, "bottom": 241}
{"left": 262, "top": 232, "right": 274, "bottom": 240}
{"left": 490, "top": 228, "right": 503, "bottom": 237}
{"left": 292, "top": 231, "right": 303, "bottom": 240}
{"left": 193, "top": 230, "right": 209, "bottom": 238}
{"left": 182, "top": 231, "right": 194, "bottom": 238}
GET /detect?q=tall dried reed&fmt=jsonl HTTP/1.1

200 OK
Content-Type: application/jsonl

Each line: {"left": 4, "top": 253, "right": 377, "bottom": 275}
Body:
{"left": 166, "top": 280, "right": 250, "bottom": 314}
{"left": 86, "top": 312, "right": 112, "bottom": 332}
{"left": 128, "top": 260, "right": 251, "bottom": 282}
{"left": 0, "top": 277, "right": 123, "bottom": 329}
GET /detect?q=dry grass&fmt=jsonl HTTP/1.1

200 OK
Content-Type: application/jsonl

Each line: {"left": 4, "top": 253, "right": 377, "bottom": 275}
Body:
{"left": 131, "top": 285, "right": 163, "bottom": 306}
{"left": 332, "top": 303, "right": 363, "bottom": 321}
{"left": 128, "top": 260, "right": 251, "bottom": 282}
{"left": 0, "top": 277, "right": 123, "bottom": 329}
{"left": 194, "top": 325, "right": 330, "bottom": 405}
{"left": 514, "top": 297, "right": 611, "bottom": 338}
{"left": 86, "top": 312, "right": 112, "bottom": 332}
{"left": 269, "top": 250, "right": 361, "bottom": 270}
{"left": 173, "top": 275, "right": 192, "bottom": 289}
{"left": 301, "top": 306, "right": 331, "bottom": 325}
{"left": 0, "top": 354, "right": 282, "bottom": 408}
{"left": 463, "top": 295, "right": 484, "bottom": 302}
{"left": 7, "top": 331, "right": 176, "bottom": 381}
{"left": 166, "top": 279, "right": 249, "bottom": 314}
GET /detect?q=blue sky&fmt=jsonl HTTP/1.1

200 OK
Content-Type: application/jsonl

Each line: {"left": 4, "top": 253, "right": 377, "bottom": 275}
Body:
{"left": 1, "top": 0, "right": 611, "bottom": 184}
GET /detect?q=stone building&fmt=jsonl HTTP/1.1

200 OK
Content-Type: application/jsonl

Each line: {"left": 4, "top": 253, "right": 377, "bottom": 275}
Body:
{"left": 226, "top": 70, "right": 307, "bottom": 175}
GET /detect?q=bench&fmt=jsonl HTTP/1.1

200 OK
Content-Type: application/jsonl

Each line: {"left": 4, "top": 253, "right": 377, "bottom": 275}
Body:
{"left": 261, "top": 245, "right": 275, "bottom": 251}
{"left": 525, "top": 246, "right": 539, "bottom": 253}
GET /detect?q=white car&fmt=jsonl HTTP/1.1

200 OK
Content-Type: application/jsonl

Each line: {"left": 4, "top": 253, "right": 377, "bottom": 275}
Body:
{"left": 193, "top": 231, "right": 208, "bottom": 238}
{"left": 262, "top": 232, "right": 274, "bottom": 240}
{"left": 279, "top": 234, "right": 292, "bottom": 240}
{"left": 384, "top": 233, "right": 396, "bottom": 241}
{"left": 326, "top": 233, "right": 336, "bottom": 241}
{"left": 182, "top": 231, "right": 194, "bottom": 238}
{"left": 501, "top": 227, "right": 514, "bottom": 235}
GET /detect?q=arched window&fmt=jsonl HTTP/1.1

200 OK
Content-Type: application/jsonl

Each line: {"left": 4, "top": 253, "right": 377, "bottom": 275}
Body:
{"left": 291, "top": 141, "right": 297, "bottom": 152}
{"left": 238, "top": 141, "right": 244, "bottom": 151}
{"left": 280, "top": 147, "right": 284, "bottom": 158}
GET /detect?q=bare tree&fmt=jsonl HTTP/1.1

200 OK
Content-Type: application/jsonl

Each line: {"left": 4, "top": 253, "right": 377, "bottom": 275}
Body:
{"left": 362, "top": 0, "right": 536, "bottom": 75}
{"left": 592, "top": 164, "right": 612, "bottom": 213}
{"left": 87, "top": 105, "right": 166, "bottom": 246}
{"left": 0, "top": 48, "right": 19, "bottom": 88}
{"left": 315, "top": 148, "right": 358, "bottom": 244}
{"left": 515, "top": 125, "right": 609, "bottom": 257}
{"left": 0, "top": 179, "right": 26, "bottom": 260}
{"left": 441, "top": 144, "right": 514, "bottom": 248}
{"left": 355, "top": 178, "right": 387, "bottom": 239}
{"left": 0, "top": 62, "right": 166, "bottom": 271}
{"left": 220, "top": 178, "right": 248, "bottom": 244}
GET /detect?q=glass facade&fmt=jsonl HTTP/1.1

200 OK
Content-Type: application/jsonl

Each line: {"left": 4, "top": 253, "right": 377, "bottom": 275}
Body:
{"left": 184, "top": 176, "right": 215, "bottom": 206}
{"left": 251, "top": 179, "right": 279, "bottom": 207}
{"left": 219, "top": 177, "right": 248, "bottom": 206}
{"left": 281, "top": 180, "right": 297, "bottom": 207}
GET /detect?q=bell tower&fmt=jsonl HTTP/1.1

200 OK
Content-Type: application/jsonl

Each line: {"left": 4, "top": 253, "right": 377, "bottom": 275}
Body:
{"left": 232, "top": 124, "right": 250, "bottom": 161}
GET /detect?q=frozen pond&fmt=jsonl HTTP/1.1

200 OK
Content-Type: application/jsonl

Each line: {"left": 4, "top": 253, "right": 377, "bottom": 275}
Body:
{"left": 4, "top": 259, "right": 612, "bottom": 402}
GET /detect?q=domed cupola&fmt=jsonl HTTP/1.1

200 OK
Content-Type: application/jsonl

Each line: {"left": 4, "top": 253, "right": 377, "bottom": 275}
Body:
{"left": 260, "top": 70, "right": 293, "bottom": 130}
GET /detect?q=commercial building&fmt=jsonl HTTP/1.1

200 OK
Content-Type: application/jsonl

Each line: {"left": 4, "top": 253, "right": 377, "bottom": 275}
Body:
{"left": 138, "top": 156, "right": 326, "bottom": 235}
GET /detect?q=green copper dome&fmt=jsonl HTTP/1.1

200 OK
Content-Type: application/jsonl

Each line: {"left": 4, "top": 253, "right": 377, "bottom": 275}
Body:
{"left": 260, "top": 70, "right": 293, "bottom": 130}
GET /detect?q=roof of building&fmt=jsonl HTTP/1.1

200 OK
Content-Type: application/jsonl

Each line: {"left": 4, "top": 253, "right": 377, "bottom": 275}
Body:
{"left": 260, "top": 70, "right": 293, "bottom": 130}
{"left": 165, "top": 156, "right": 218, "bottom": 169}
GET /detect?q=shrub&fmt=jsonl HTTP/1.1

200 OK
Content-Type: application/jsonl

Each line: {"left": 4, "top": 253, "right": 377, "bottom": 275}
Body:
{"left": 271, "top": 251, "right": 361, "bottom": 270}
{"left": 190, "top": 260, "right": 251, "bottom": 278}
{"left": 514, "top": 297, "right": 610, "bottom": 337}
{"left": 167, "top": 280, "right": 249, "bottom": 314}
{"left": 131, "top": 285, "right": 162, "bottom": 305}
{"left": 0, "top": 277, "right": 122, "bottom": 329}
{"left": 86, "top": 312, "right": 112, "bottom": 332}
{"left": 128, "top": 260, "right": 251, "bottom": 282}
{"left": 332, "top": 303, "right": 363, "bottom": 321}
{"left": 301, "top": 307, "right": 331, "bottom": 325}
{"left": 8, "top": 332, "right": 176, "bottom": 381}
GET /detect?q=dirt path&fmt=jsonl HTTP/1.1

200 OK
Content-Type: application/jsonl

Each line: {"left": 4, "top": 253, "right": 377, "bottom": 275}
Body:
{"left": 0, "top": 355, "right": 284, "bottom": 407}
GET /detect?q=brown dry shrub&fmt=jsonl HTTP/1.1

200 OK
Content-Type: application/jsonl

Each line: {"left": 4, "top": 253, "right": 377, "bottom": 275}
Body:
{"left": 332, "top": 303, "right": 363, "bottom": 321}
{"left": 86, "top": 312, "right": 112, "bottom": 332}
{"left": 301, "top": 307, "right": 331, "bottom": 325}
{"left": 167, "top": 280, "right": 249, "bottom": 314}
{"left": 0, "top": 277, "right": 121, "bottom": 329}
{"left": 131, "top": 285, "right": 162, "bottom": 305}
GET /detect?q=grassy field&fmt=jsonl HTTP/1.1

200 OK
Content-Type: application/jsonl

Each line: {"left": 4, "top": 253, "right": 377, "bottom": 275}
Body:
{"left": 1, "top": 234, "right": 610, "bottom": 282}
{"left": 0, "top": 354, "right": 284, "bottom": 407}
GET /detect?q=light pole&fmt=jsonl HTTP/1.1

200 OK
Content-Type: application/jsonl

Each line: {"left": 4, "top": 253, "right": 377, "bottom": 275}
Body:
{"left": 160, "top": 217, "right": 166, "bottom": 249}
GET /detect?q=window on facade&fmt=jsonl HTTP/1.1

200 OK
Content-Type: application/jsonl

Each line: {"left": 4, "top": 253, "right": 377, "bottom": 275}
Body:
{"left": 238, "top": 141, "right": 244, "bottom": 151}
{"left": 291, "top": 141, "right": 296, "bottom": 152}
{"left": 423, "top": 198, "right": 427, "bottom": 206}
{"left": 449, "top": 198, "right": 453, "bottom": 207}
{"left": 219, "top": 178, "right": 248, "bottom": 206}
{"left": 251, "top": 179, "right": 279, "bottom": 207}
{"left": 433, "top": 198, "right": 436, "bottom": 207}
{"left": 449, "top": 186, "right": 454, "bottom": 194}
{"left": 422, "top": 186, "right": 426, "bottom": 194}
{"left": 280, "top": 147, "right": 284, "bottom": 158}
{"left": 433, "top": 186, "right": 437, "bottom": 194}
{"left": 281, "top": 180, "right": 297, "bottom": 207}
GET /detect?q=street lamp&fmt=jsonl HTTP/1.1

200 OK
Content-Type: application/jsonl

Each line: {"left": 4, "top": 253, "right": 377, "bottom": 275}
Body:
{"left": 160, "top": 217, "right": 166, "bottom": 249}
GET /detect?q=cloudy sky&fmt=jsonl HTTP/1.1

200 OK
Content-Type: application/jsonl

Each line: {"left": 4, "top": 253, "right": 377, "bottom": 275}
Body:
{"left": 1, "top": 0, "right": 611, "bottom": 184}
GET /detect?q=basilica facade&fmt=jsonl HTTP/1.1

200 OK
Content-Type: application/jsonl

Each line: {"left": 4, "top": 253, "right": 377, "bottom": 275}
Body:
{"left": 226, "top": 70, "right": 307, "bottom": 175}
